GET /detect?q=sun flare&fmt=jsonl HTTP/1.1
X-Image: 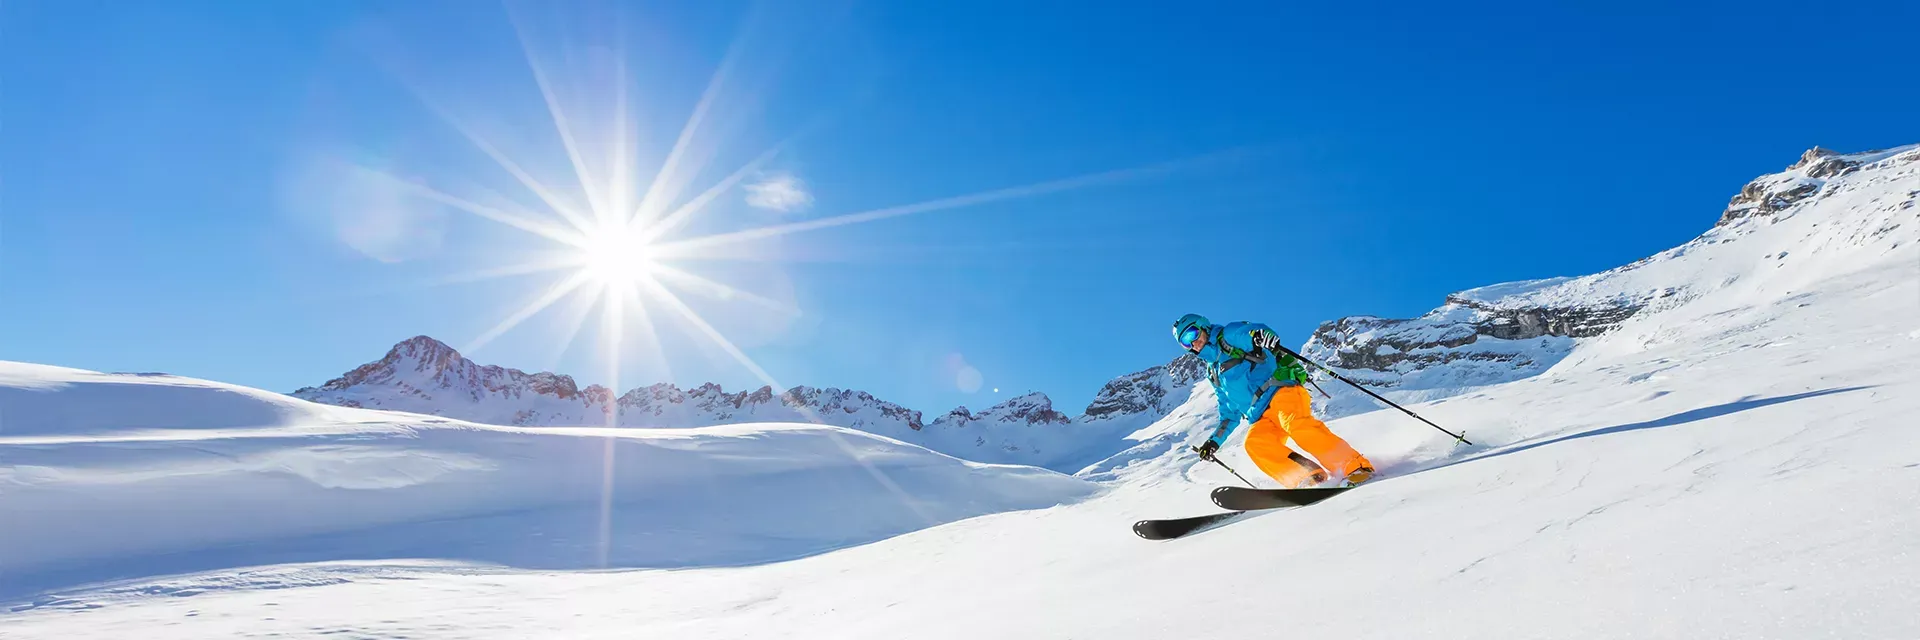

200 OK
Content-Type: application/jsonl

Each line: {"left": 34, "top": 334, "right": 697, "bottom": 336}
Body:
{"left": 578, "top": 225, "right": 657, "bottom": 286}
{"left": 364, "top": 9, "right": 1202, "bottom": 565}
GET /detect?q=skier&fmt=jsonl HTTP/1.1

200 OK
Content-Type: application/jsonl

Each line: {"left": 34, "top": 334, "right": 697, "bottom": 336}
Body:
{"left": 1172, "top": 313, "right": 1374, "bottom": 488}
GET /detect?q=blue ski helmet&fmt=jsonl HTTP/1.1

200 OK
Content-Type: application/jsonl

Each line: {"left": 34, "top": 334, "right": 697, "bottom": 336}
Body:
{"left": 1172, "top": 313, "right": 1209, "bottom": 349}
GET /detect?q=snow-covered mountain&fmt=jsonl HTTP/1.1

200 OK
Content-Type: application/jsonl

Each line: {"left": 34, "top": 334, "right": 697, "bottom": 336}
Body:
{"left": 293, "top": 336, "right": 1206, "bottom": 472}
{"left": 293, "top": 335, "right": 929, "bottom": 432}
{"left": 1081, "top": 143, "right": 1918, "bottom": 479}
{"left": 1298, "top": 144, "right": 1920, "bottom": 420}
{"left": 6, "top": 143, "right": 1916, "bottom": 639}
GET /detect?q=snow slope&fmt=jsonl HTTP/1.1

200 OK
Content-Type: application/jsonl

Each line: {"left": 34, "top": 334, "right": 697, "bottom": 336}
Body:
{"left": 6, "top": 240, "right": 1914, "bottom": 639}
{"left": 0, "top": 363, "right": 1095, "bottom": 602}
{"left": 3, "top": 144, "right": 1917, "bottom": 638}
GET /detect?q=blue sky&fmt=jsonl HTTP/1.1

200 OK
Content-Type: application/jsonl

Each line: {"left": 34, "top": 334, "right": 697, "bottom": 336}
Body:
{"left": 3, "top": 0, "right": 1915, "bottom": 416}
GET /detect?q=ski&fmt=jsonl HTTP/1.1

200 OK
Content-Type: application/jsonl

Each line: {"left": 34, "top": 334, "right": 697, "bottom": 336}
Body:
{"left": 1210, "top": 485, "right": 1351, "bottom": 511}
{"left": 1132, "top": 512, "right": 1244, "bottom": 541}
{"left": 1134, "top": 486, "right": 1354, "bottom": 541}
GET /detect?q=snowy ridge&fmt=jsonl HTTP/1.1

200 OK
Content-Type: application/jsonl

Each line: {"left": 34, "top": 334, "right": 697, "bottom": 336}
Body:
{"left": 1297, "top": 143, "right": 1920, "bottom": 420}
{"left": 295, "top": 338, "right": 1212, "bottom": 472}
{"left": 1434, "top": 143, "right": 1916, "bottom": 315}
{"left": 293, "top": 336, "right": 930, "bottom": 432}
{"left": 0, "top": 360, "right": 1094, "bottom": 600}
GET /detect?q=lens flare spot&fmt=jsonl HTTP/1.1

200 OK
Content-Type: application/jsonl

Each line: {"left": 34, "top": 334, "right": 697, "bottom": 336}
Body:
{"left": 957, "top": 366, "right": 983, "bottom": 393}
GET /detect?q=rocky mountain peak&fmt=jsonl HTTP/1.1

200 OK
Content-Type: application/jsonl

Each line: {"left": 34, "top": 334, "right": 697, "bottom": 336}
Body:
{"left": 1788, "top": 146, "right": 1859, "bottom": 177}
{"left": 299, "top": 335, "right": 473, "bottom": 394}
{"left": 526, "top": 372, "right": 581, "bottom": 399}
{"left": 981, "top": 392, "right": 1071, "bottom": 426}
{"left": 929, "top": 393, "right": 1066, "bottom": 430}
{"left": 1718, "top": 145, "right": 1868, "bottom": 227}
{"left": 1081, "top": 355, "right": 1205, "bottom": 420}
{"left": 936, "top": 406, "right": 974, "bottom": 425}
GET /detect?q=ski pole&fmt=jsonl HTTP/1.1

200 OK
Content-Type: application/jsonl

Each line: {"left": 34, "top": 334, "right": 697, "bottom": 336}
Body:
{"left": 1275, "top": 344, "right": 1473, "bottom": 446}
{"left": 1195, "top": 450, "right": 1258, "bottom": 489}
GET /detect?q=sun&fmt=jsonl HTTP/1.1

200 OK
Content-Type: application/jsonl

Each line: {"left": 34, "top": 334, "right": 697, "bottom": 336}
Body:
{"left": 578, "top": 225, "right": 656, "bottom": 286}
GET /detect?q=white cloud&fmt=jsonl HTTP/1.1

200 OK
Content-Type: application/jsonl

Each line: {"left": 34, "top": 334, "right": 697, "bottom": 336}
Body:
{"left": 744, "top": 173, "right": 813, "bottom": 213}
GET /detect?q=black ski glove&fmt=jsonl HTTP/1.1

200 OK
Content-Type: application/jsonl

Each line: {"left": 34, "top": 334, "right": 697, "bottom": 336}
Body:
{"left": 1193, "top": 440, "right": 1220, "bottom": 461}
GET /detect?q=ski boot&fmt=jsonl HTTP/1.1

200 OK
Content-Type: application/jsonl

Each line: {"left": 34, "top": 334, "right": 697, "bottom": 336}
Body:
{"left": 1342, "top": 466, "right": 1375, "bottom": 487}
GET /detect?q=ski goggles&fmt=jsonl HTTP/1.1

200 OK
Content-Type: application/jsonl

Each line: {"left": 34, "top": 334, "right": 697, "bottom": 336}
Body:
{"left": 1178, "top": 325, "right": 1203, "bottom": 350}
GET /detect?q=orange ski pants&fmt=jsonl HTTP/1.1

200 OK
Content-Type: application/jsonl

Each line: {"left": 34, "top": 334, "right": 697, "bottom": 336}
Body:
{"left": 1245, "top": 385, "right": 1371, "bottom": 487}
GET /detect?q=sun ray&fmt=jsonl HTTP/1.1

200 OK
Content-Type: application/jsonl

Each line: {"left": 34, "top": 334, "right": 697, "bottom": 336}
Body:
{"left": 464, "top": 270, "right": 595, "bottom": 354}
{"left": 371, "top": 169, "right": 585, "bottom": 247}
{"left": 373, "top": 50, "right": 598, "bottom": 234}
{"left": 640, "top": 279, "right": 781, "bottom": 384}
{"left": 629, "top": 14, "right": 753, "bottom": 228}
{"left": 634, "top": 107, "right": 838, "bottom": 245}
{"left": 277, "top": 253, "right": 578, "bottom": 308}
{"left": 593, "top": 279, "right": 626, "bottom": 568}
{"left": 635, "top": 144, "right": 784, "bottom": 244}
{"left": 608, "top": 48, "right": 635, "bottom": 222}
{"left": 599, "top": 281, "right": 625, "bottom": 404}
{"left": 537, "top": 277, "right": 603, "bottom": 373}
{"left": 648, "top": 263, "right": 799, "bottom": 316}
{"left": 595, "top": 282, "right": 686, "bottom": 570}
{"left": 506, "top": 3, "right": 611, "bottom": 225}
{"left": 619, "top": 280, "right": 671, "bottom": 382}
{"left": 408, "top": 93, "right": 596, "bottom": 233}
{"left": 639, "top": 278, "right": 932, "bottom": 525}
{"left": 651, "top": 158, "right": 1196, "bottom": 257}
{"left": 423, "top": 255, "right": 583, "bottom": 287}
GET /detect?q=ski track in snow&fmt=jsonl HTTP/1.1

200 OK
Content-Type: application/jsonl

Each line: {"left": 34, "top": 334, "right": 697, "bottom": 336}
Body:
{"left": 3, "top": 146, "right": 1919, "bottom": 638}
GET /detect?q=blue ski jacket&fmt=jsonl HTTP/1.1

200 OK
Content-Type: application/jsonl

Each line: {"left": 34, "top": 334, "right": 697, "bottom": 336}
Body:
{"left": 1192, "top": 321, "right": 1311, "bottom": 447}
